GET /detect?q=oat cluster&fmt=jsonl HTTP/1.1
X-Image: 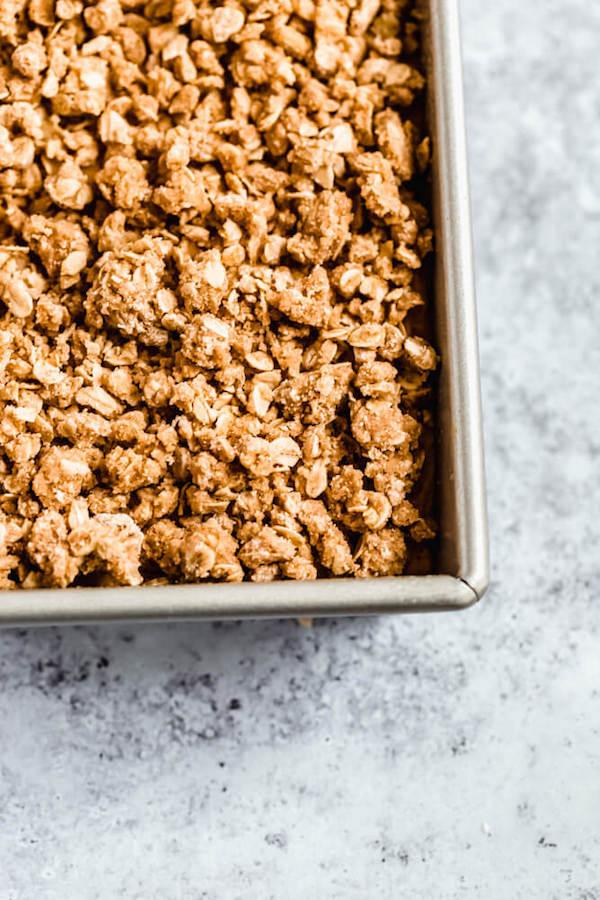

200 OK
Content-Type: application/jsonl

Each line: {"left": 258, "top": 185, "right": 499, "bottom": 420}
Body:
{"left": 0, "top": 0, "right": 437, "bottom": 589}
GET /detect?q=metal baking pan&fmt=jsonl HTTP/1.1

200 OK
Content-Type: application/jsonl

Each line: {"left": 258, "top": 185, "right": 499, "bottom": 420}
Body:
{"left": 0, "top": 0, "right": 487, "bottom": 625}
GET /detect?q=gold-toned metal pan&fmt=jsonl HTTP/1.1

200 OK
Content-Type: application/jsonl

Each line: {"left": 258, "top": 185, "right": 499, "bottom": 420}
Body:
{"left": 0, "top": 0, "right": 487, "bottom": 625}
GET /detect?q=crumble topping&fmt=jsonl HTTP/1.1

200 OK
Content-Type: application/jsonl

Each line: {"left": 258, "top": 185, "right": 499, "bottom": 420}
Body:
{"left": 0, "top": 0, "right": 436, "bottom": 589}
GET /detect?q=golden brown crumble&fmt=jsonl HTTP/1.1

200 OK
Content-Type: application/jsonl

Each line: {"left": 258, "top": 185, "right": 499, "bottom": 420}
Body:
{"left": 0, "top": 0, "right": 437, "bottom": 590}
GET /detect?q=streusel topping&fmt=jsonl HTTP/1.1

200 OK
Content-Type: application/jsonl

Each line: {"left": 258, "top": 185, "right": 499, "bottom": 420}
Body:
{"left": 0, "top": 0, "right": 436, "bottom": 589}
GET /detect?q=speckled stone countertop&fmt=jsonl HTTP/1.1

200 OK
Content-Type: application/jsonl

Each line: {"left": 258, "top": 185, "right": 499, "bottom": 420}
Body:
{"left": 1, "top": 1, "right": 599, "bottom": 897}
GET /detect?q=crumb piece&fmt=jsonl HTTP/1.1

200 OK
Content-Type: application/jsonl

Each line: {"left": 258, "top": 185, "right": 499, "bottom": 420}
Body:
{"left": 287, "top": 191, "right": 353, "bottom": 264}
{"left": 238, "top": 436, "right": 302, "bottom": 475}
{"left": 26, "top": 510, "right": 80, "bottom": 588}
{"left": 351, "top": 151, "right": 404, "bottom": 220}
{"left": 53, "top": 57, "right": 110, "bottom": 117}
{"left": 267, "top": 266, "right": 333, "bottom": 327}
{"left": 351, "top": 399, "right": 419, "bottom": 455}
{"left": 177, "top": 249, "right": 228, "bottom": 314}
{"left": 275, "top": 364, "right": 354, "bottom": 424}
{"left": 355, "top": 526, "right": 406, "bottom": 576}
{"left": 96, "top": 156, "right": 151, "bottom": 211}
{"left": 23, "top": 215, "right": 90, "bottom": 283}
{"left": 143, "top": 519, "right": 183, "bottom": 576}
{"left": 239, "top": 525, "right": 296, "bottom": 569}
{"left": 298, "top": 499, "right": 355, "bottom": 575}
{"left": 83, "top": 0, "right": 124, "bottom": 35}
{"left": 179, "top": 518, "right": 243, "bottom": 582}
{"left": 85, "top": 248, "right": 171, "bottom": 346}
{"left": 70, "top": 513, "right": 144, "bottom": 585}
{"left": 403, "top": 335, "right": 437, "bottom": 371}
{"left": 45, "top": 161, "right": 93, "bottom": 211}
{"left": 152, "top": 167, "right": 212, "bottom": 216}
{"left": 181, "top": 314, "right": 231, "bottom": 369}
{"left": 374, "top": 109, "right": 414, "bottom": 181}
{"left": 208, "top": 6, "right": 245, "bottom": 43}
{"left": 105, "top": 447, "right": 163, "bottom": 492}
{"left": 12, "top": 40, "right": 48, "bottom": 78}
{"left": 32, "top": 447, "right": 93, "bottom": 509}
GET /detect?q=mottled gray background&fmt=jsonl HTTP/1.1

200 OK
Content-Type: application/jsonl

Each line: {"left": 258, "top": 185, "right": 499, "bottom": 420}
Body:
{"left": 1, "top": 0, "right": 599, "bottom": 897}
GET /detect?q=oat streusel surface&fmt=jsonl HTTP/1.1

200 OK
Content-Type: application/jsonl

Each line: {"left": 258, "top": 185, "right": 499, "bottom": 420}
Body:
{"left": 0, "top": 0, "right": 437, "bottom": 589}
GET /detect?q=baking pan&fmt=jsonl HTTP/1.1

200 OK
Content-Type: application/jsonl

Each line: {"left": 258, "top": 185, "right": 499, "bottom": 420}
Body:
{"left": 0, "top": 0, "right": 487, "bottom": 625}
